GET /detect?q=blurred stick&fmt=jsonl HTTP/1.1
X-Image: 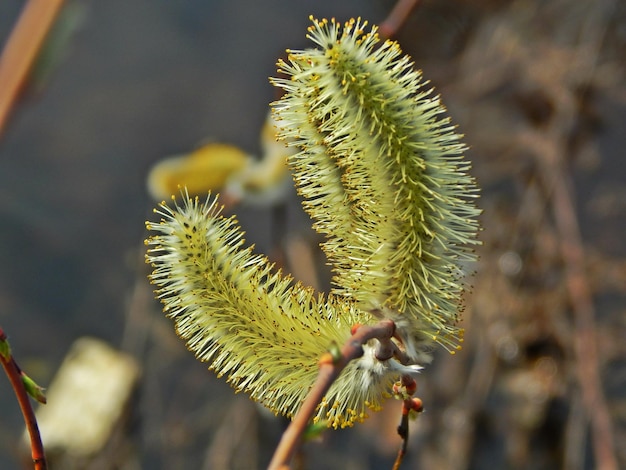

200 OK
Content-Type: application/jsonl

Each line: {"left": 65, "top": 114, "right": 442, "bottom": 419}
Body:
{"left": 203, "top": 398, "right": 258, "bottom": 470}
{"left": 544, "top": 151, "right": 617, "bottom": 470}
{"left": 564, "top": 390, "right": 587, "bottom": 470}
{"left": 0, "top": 0, "right": 65, "bottom": 136}
{"left": 379, "top": 0, "right": 422, "bottom": 39}
{"left": 526, "top": 124, "right": 617, "bottom": 470}
{"left": 268, "top": 320, "right": 397, "bottom": 470}
{"left": 0, "top": 327, "right": 47, "bottom": 470}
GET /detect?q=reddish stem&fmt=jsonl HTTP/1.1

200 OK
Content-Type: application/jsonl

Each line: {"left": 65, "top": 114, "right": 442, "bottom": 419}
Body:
{"left": 0, "top": 0, "right": 65, "bottom": 136}
{"left": 0, "top": 328, "right": 47, "bottom": 470}
{"left": 379, "top": 0, "right": 422, "bottom": 40}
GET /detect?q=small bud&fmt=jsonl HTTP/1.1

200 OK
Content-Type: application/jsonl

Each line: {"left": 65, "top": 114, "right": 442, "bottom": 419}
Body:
{"left": 327, "top": 341, "right": 342, "bottom": 363}
{"left": 0, "top": 335, "right": 11, "bottom": 362}
{"left": 350, "top": 323, "right": 362, "bottom": 336}
{"left": 21, "top": 372, "right": 47, "bottom": 404}
{"left": 409, "top": 397, "right": 423, "bottom": 413}
{"left": 318, "top": 352, "right": 334, "bottom": 367}
{"left": 303, "top": 420, "right": 329, "bottom": 441}
{"left": 392, "top": 377, "right": 418, "bottom": 399}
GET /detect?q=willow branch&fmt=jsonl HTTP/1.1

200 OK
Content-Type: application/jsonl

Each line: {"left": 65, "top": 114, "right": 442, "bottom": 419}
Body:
{"left": 0, "top": 327, "right": 47, "bottom": 470}
{"left": 0, "top": 0, "right": 65, "bottom": 136}
{"left": 268, "top": 320, "right": 397, "bottom": 470}
{"left": 379, "top": 0, "right": 422, "bottom": 39}
{"left": 392, "top": 376, "right": 422, "bottom": 470}
{"left": 542, "top": 154, "right": 618, "bottom": 470}
{"left": 524, "top": 120, "right": 617, "bottom": 469}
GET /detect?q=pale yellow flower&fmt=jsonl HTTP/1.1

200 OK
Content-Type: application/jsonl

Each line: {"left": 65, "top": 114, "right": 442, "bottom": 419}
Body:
{"left": 146, "top": 17, "right": 480, "bottom": 428}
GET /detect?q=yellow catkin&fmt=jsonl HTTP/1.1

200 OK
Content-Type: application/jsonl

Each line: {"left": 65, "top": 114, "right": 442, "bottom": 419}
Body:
{"left": 146, "top": 17, "right": 480, "bottom": 429}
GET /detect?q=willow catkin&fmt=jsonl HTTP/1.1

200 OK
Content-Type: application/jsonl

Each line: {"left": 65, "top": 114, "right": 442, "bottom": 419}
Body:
{"left": 145, "top": 17, "right": 480, "bottom": 428}
{"left": 271, "top": 17, "right": 481, "bottom": 360}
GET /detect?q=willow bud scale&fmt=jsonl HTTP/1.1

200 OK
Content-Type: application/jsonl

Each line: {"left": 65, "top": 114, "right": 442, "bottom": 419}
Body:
{"left": 146, "top": 17, "right": 480, "bottom": 428}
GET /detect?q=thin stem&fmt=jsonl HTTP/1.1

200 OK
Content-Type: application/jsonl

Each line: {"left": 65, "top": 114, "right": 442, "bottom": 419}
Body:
{"left": 268, "top": 320, "right": 396, "bottom": 470}
{"left": 0, "top": 0, "right": 65, "bottom": 136}
{"left": 392, "top": 376, "right": 421, "bottom": 470}
{"left": 392, "top": 404, "right": 410, "bottom": 470}
{"left": 543, "top": 155, "right": 618, "bottom": 470}
{"left": 0, "top": 328, "right": 47, "bottom": 470}
{"left": 379, "top": 0, "right": 422, "bottom": 40}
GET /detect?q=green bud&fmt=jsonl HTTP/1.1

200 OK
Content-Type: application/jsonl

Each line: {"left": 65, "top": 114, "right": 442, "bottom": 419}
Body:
{"left": 21, "top": 372, "right": 47, "bottom": 404}
{"left": 0, "top": 336, "right": 11, "bottom": 362}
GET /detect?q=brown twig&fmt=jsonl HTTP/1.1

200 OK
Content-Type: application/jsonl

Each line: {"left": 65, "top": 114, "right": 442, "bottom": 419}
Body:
{"left": 0, "top": 327, "right": 47, "bottom": 470}
{"left": 0, "top": 0, "right": 65, "bottom": 136}
{"left": 540, "top": 148, "right": 618, "bottom": 470}
{"left": 393, "top": 410, "right": 410, "bottom": 470}
{"left": 522, "top": 72, "right": 617, "bottom": 467}
{"left": 392, "top": 376, "right": 422, "bottom": 470}
{"left": 267, "top": 320, "right": 397, "bottom": 470}
{"left": 379, "top": 0, "right": 422, "bottom": 40}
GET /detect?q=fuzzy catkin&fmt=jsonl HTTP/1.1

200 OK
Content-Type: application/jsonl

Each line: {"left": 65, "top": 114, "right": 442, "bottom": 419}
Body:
{"left": 146, "top": 192, "right": 398, "bottom": 427}
{"left": 146, "top": 17, "right": 480, "bottom": 428}
{"left": 271, "top": 17, "right": 480, "bottom": 359}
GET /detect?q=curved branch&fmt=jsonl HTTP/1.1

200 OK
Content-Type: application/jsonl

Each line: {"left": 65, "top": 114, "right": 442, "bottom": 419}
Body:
{"left": 268, "top": 320, "right": 396, "bottom": 470}
{"left": 0, "top": 327, "right": 47, "bottom": 470}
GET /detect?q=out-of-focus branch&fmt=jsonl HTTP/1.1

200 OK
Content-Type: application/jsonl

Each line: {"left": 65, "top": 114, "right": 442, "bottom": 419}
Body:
{"left": 524, "top": 112, "right": 618, "bottom": 469}
{"left": 379, "top": 0, "right": 422, "bottom": 39}
{"left": 0, "top": 327, "right": 47, "bottom": 470}
{"left": 0, "top": 0, "right": 65, "bottom": 137}
{"left": 268, "top": 320, "right": 397, "bottom": 470}
{"left": 542, "top": 149, "right": 618, "bottom": 470}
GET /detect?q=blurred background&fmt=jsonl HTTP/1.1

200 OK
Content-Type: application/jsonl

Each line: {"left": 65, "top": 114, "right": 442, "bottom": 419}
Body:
{"left": 0, "top": 0, "right": 624, "bottom": 468}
